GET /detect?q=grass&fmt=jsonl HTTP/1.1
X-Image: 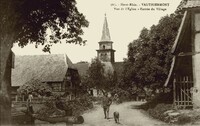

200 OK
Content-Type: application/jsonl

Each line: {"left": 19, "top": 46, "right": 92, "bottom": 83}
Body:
{"left": 140, "top": 92, "right": 200, "bottom": 125}
{"left": 139, "top": 92, "right": 175, "bottom": 123}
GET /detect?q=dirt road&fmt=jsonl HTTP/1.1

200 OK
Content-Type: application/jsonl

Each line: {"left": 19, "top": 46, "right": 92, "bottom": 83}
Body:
{"left": 36, "top": 101, "right": 169, "bottom": 126}
{"left": 79, "top": 101, "right": 167, "bottom": 126}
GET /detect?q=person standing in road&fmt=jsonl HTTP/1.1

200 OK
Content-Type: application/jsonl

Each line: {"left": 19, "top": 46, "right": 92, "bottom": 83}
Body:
{"left": 101, "top": 92, "right": 112, "bottom": 119}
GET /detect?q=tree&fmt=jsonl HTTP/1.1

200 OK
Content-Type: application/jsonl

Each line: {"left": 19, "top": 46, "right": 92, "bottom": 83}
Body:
{"left": 0, "top": 0, "right": 88, "bottom": 124}
{"left": 87, "top": 58, "right": 106, "bottom": 94}
{"left": 83, "top": 58, "right": 116, "bottom": 95}
{"left": 123, "top": 14, "right": 182, "bottom": 96}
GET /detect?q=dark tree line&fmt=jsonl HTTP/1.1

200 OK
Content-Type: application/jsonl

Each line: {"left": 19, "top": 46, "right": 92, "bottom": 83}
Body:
{"left": 122, "top": 13, "right": 183, "bottom": 95}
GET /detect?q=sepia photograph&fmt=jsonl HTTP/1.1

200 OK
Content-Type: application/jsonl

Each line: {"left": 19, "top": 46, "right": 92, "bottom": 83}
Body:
{"left": 1, "top": 0, "right": 200, "bottom": 125}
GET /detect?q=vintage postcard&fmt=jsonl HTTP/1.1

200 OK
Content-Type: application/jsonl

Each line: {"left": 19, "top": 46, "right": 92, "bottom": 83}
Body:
{"left": 1, "top": 0, "right": 200, "bottom": 125}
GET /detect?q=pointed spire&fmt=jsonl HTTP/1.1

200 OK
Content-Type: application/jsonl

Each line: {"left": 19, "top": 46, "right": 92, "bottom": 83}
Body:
{"left": 101, "top": 14, "right": 111, "bottom": 41}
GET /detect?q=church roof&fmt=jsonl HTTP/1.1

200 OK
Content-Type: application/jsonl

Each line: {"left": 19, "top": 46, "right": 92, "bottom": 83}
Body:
{"left": 100, "top": 14, "right": 111, "bottom": 42}
{"left": 74, "top": 62, "right": 90, "bottom": 77}
{"left": 12, "top": 54, "right": 76, "bottom": 87}
{"left": 74, "top": 61, "right": 124, "bottom": 78}
{"left": 102, "top": 62, "right": 114, "bottom": 73}
{"left": 112, "top": 62, "right": 124, "bottom": 76}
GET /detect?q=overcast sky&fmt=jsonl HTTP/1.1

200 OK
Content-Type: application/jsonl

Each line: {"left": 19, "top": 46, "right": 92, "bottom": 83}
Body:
{"left": 12, "top": 0, "right": 182, "bottom": 63}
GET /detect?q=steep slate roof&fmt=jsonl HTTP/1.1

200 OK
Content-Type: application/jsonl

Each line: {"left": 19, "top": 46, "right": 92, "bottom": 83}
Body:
{"left": 100, "top": 14, "right": 111, "bottom": 42}
{"left": 74, "top": 61, "right": 124, "bottom": 77}
{"left": 12, "top": 54, "right": 76, "bottom": 87}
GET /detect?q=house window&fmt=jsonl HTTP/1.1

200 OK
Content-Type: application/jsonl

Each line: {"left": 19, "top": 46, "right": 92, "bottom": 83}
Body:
{"left": 52, "top": 83, "right": 62, "bottom": 91}
{"left": 61, "top": 83, "right": 65, "bottom": 91}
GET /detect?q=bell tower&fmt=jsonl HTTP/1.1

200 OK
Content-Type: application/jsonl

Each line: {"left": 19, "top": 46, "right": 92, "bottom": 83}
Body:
{"left": 97, "top": 14, "right": 115, "bottom": 62}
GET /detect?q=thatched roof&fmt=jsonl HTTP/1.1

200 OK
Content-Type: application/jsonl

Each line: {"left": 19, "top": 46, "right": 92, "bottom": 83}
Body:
{"left": 12, "top": 54, "right": 76, "bottom": 87}
{"left": 171, "top": 11, "right": 190, "bottom": 54}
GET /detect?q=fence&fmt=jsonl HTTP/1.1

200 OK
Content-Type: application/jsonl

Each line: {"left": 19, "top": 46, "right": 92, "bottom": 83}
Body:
{"left": 173, "top": 75, "right": 193, "bottom": 109}
{"left": 12, "top": 97, "right": 72, "bottom": 105}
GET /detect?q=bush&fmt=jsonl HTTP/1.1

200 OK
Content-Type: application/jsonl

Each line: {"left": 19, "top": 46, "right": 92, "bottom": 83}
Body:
{"left": 140, "top": 92, "right": 174, "bottom": 123}
{"left": 140, "top": 92, "right": 173, "bottom": 110}
{"left": 91, "top": 96, "right": 102, "bottom": 104}
{"left": 111, "top": 88, "right": 131, "bottom": 103}
{"left": 177, "top": 114, "right": 191, "bottom": 125}
{"left": 70, "top": 94, "right": 93, "bottom": 116}
{"left": 144, "top": 102, "right": 199, "bottom": 125}
{"left": 18, "top": 79, "right": 52, "bottom": 97}
{"left": 35, "top": 94, "right": 93, "bottom": 118}
{"left": 35, "top": 98, "right": 65, "bottom": 118}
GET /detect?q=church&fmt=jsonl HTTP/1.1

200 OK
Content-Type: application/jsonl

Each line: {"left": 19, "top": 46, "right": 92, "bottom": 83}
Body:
{"left": 96, "top": 14, "right": 124, "bottom": 78}
{"left": 96, "top": 14, "right": 115, "bottom": 63}
{"left": 76, "top": 14, "right": 123, "bottom": 77}
{"left": 75, "top": 15, "right": 124, "bottom": 96}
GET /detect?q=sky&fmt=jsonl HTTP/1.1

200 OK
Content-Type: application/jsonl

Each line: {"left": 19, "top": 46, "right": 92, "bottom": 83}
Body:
{"left": 12, "top": 0, "right": 182, "bottom": 63}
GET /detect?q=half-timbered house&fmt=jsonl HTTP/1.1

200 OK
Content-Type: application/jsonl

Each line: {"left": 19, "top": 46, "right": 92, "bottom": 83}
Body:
{"left": 165, "top": 0, "right": 200, "bottom": 109}
{"left": 11, "top": 54, "right": 80, "bottom": 101}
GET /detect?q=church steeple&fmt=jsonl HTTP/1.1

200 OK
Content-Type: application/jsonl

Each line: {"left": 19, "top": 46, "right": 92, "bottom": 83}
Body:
{"left": 101, "top": 14, "right": 111, "bottom": 41}
{"left": 97, "top": 14, "right": 115, "bottom": 63}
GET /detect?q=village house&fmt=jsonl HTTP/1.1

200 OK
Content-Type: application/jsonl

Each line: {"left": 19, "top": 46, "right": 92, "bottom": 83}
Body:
{"left": 11, "top": 54, "right": 80, "bottom": 101}
{"left": 165, "top": 0, "right": 200, "bottom": 109}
